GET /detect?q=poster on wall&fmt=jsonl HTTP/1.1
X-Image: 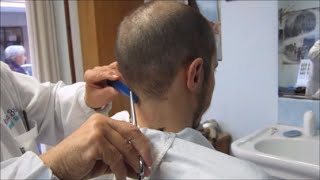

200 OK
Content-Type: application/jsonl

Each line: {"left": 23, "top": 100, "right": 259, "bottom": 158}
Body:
{"left": 279, "top": 7, "right": 320, "bottom": 64}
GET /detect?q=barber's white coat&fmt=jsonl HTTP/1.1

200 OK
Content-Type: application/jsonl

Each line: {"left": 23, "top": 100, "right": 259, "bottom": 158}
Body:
{"left": 0, "top": 62, "right": 100, "bottom": 179}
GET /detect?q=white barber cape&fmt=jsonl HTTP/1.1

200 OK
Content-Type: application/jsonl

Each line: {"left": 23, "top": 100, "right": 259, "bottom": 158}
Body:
{"left": 107, "top": 111, "right": 271, "bottom": 179}
{"left": 0, "top": 62, "right": 104, "bottom": 179}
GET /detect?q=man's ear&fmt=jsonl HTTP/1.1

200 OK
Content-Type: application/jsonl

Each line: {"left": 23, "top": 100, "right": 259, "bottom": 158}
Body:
{"left": 186, "top": 58, "right": 204, "bottom": 92}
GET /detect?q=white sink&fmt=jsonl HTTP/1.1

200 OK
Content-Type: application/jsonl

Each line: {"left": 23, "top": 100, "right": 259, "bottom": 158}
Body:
{"left": 231, "top": 124, "right": 320, "bottom": 179}
{"left": 255, "top": 138, "right": 318, "bottom": 165}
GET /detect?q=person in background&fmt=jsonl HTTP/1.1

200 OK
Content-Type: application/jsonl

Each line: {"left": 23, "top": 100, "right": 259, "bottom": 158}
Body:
{"left": 4, "top": 45, "right": 27, "bottom": 74}
{"left": 307, "top": 40, "right": 320, "bottom": 98}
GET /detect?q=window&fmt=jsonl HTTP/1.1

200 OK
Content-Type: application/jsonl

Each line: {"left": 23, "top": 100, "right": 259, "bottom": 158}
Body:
{"left": 0, "top": 0, "right": 32, "bottom": 76}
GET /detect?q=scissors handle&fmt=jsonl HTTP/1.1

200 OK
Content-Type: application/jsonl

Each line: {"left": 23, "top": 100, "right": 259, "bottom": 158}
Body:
{"left": 138, "top": 156, "right": 144, "bottom": 180}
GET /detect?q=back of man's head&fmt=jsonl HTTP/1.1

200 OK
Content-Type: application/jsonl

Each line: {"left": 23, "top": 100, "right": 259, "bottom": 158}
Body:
{"left": 116, "top": 1, "right": 215, "bottom": 100}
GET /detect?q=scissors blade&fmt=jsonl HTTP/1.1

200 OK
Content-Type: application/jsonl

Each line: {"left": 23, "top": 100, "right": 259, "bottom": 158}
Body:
{"left": 129, "top": 91, "right": 144, "bottom": 179}
{"left": 129, "top": 91, "right": 137, "bottom": 126}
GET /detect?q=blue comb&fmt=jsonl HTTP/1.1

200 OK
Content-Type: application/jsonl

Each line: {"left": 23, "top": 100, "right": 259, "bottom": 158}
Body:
{"left": 106, "top": 80, "right": 139, "bottom": 103}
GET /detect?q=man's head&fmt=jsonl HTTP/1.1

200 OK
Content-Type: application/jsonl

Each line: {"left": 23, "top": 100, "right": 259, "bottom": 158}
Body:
{"left": 116, "top": 1, "right": 217, "bottom": 127}
{"left": 5, "top": 45, "right": 26, "bottom": 65}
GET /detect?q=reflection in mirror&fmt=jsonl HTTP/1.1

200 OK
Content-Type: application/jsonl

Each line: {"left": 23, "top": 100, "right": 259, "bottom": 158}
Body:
{"left": 278, "top": 1, "right": 320, "bottom": 100}
{"left": 278, "top": 1, "right": 320, "bottom": 134}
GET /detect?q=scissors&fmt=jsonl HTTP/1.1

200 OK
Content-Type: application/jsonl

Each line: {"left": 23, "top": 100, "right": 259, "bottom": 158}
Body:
{"left": 107, "top": 80, "right": 144, "bottom": 179}
{"left": 129, "top": 91, "right": 144, "bottom": 180}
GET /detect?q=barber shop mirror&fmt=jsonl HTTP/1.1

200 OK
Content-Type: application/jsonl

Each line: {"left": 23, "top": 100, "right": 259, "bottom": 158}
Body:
{"left": 278, "top": 1, "right": 320, "bottom": 100}
{"left": 278, "top": 1, "right": 320, "bottom": 128}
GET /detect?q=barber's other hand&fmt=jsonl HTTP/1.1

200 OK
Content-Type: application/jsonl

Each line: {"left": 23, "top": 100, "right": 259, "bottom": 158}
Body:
{"left": 40, "top": 113, "right": 152, "bottom": 180}
{"left": 84, "top": 62, "right": 121, "bottom": 109}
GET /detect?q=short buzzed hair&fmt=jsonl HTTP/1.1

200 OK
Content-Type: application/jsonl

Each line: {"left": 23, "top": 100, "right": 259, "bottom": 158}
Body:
{"left": 116, "top": 1, "right": 215, "bottom": 99}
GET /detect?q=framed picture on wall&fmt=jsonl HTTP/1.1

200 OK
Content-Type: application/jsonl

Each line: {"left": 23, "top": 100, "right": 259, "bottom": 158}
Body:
{"left": 0, "top": 27, "right": 24, "bottom": 61}
{"left": 278, "top": 2, "right": 320, "bottom": 99}
{"left": 279, "top": 7, "right": 320, "bottom": 64}
{"left": 4, "top": 27, "right": 23, "bottom": 46}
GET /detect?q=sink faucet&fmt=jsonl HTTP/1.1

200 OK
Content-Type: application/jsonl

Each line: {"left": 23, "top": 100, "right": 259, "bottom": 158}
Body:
{"left": 303, "top": 111, "right": 316, "bottom": 137}
{"left": 270, "top": 127, "right": 278, "bottom": 135}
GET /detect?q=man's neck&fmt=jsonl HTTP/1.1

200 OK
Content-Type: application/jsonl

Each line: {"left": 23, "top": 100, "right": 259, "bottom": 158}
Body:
{"left": 135, "top": 81, "right": 196, "bottom": 133}
{"left": 135, "top": 100, "right": 194, "bottom": 132}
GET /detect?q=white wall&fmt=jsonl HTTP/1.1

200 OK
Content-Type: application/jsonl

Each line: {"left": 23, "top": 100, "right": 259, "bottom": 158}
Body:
{"left": 202, "top": 1, "right": 278, "bottom": 140}
{"left": 0, "top": 12, "right": 27, "bottom": 26}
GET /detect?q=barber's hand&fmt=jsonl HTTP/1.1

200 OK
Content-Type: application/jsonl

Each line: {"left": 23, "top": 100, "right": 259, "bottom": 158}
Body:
{"left": 40, "top": 113, "right": 152, "bottom": 180}
{"left": 84, "top": 62, "right": 121, "bottom": 109}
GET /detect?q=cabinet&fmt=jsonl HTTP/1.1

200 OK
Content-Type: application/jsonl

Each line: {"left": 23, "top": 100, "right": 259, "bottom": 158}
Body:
{"left": 0, "top": 27, "right": 24, "bottom": 60}
{"left": 78, "top": 0, "right": 143, "bottom": 115}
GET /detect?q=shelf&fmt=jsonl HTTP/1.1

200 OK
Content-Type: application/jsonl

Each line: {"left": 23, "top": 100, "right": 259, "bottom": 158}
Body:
{"left": 280, "top": 94, "right": 320, "bottom": 101}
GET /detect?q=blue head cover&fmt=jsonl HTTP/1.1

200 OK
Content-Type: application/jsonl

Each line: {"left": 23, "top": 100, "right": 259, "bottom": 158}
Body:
{"left": 106, "top": 80, "right": 139, "bottom": 103}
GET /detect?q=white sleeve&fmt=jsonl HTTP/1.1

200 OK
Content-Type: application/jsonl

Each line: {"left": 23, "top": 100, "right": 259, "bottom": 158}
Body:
{"left": 0, "top": 151, "right": 58, "bottom": 180}
{"left": 1, "top": 62, "right": 110, "bottom": 146}
{"left": 308, "top": 40, "right": 320, "bottom": 60}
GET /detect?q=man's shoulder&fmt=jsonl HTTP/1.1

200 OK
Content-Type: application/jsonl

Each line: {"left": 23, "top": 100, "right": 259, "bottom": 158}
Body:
{"left": 152, "top": 130, "right": 269, "bottom": 179}
{"left": 107, "top": 114, "right": 270, "bottom": 179}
